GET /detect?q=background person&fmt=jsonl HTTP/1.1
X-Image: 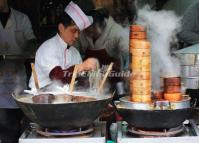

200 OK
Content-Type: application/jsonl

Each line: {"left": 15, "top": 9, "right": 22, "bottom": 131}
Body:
{"left": 0, "top": 0, "right": 36, "bottom": 142}
{"left": 178, "top": 1, "right": 199, "bottom": 48}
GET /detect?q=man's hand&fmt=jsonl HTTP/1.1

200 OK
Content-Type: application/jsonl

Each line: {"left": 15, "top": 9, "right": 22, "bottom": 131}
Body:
{"left": 78, "top": 58, "right": 98, "bottom": 72}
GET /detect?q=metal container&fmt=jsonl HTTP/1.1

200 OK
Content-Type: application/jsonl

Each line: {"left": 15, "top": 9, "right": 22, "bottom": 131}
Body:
{"left": 182, "top": 77, "right": 199, "bottom": 89}
{"left": 181, "top": 65, "right": 199, "bottom": 77}
{"left": 179, "top": 54, "right": 199, "bottom": 65}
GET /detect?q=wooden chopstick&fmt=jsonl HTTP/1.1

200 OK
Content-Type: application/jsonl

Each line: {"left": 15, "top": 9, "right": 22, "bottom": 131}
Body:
{"left": 69, "top": 65, "right": 78, "bottom": 94}
{"left": 31, "top": 63, "right": 40, "bottom": 90}
{"left": 98, "top": 62, "right": 114, "bottom": 92}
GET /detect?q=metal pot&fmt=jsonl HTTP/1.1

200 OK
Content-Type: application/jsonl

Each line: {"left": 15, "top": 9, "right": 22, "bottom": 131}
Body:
{"left": 181, "top": 65, "right": 199, "bottom": 77}
{"left": 182, "top": 77, "right": 199, "bottom": 89}
{"left": 115, "top": 96, "right": 192, "bottom": 130}
{"left": 179, "top": 54, "right": 199, "bottom": 65}
{"left": 12, "top": 91, "right": 112, "bottom": 130}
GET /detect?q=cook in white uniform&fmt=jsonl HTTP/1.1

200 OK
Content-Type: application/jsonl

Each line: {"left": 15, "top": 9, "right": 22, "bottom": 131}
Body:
{"left": 29, "top": 1, "right": 97, "bottom": 90}
{"left": 0, "top": 0, "right": 36, "bottom": 108}
{"left": 0, "top": 0, "right": 36, "bottom": 142}
{"left": 0, "top": 0, "right": 36, "bottom": 55}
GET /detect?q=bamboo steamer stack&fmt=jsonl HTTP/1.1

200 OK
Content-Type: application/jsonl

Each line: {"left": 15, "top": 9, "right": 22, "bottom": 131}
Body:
{"left": 129, "top": 25, "right": 151, "bottom": 103}
{"left": 163, "top": 77, "right": 182, "bottom": 101}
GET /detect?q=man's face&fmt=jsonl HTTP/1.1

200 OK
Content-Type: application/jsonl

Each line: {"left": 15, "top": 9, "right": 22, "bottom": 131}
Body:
{"left": 59, "top": 24, "right": 80, "bottom": 46}
{"left": 0, "top": 0, "right": 7, "bottom": 11}
{"left": 84, "top": 25, "right": 102, "bottom": 40}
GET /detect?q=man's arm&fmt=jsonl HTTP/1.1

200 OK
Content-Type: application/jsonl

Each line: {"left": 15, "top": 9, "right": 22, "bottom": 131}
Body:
{"left": 22, "top": 14, "right": 37, "bottom": 56}
{"left": 24, "top": 39, "right": 37, "bottom": 56}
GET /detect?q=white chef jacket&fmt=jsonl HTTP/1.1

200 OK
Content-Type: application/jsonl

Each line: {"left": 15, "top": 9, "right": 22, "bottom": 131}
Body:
{"left": 75, "top": 16, "right": 129, "bottom": 70}
{"left": 0, "top": 8, "right": 35, "bottom": 108}
{"left": 29, "top": 34, "right": 82, "bottom": 89}
{"left": 0, "top": 8, "right": 35, "bottom": 55}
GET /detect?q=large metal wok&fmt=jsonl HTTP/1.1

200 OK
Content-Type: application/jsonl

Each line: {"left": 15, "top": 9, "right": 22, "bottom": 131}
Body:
{"left": 115, "top": 96, "right": 192, "bottom": 130}
{"left": 12, "top": 91, "right": 112, "bottom": 129}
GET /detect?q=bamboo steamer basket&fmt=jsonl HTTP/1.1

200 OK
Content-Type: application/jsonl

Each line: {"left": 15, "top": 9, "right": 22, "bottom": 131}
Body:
{"left": 130, "top": 40, "right": 151, "bottom": 49}
{"left": 164, "top": 86, "right": 181, "bottom": 93}
{"left": 131, "top": 94, "right": 151, "bottom": 103}
{"left": 130, "top": 80, "right": 151, "bottom": 87}
{"left": 132, "top": 56, "right": 151, "bottom": 64}
{"left": 163, "top": 77, "right": 181, "bottom": 86}
{"left": 131, "top": 87, "right": 151, "bottom": 95}
{"left": 130, "top": 32, "right": 147, "bottom": 39}
{"left": 130, "top": 84, "right": 151, "bottom": 95}
{"left": 164, "top": 93, "right": 182, "bottom": 102}
{"left": 131, "top": 65, "right": 151, "bottom": 72}
{"left": 130, "top": 25, "right": 146, "bottom": 32}
{"left": 131, "top": 71, "right": 151, "bottom": 80}
{"left": 132, "top": 56, "right": 151, "bottom": 71}
{"left": 161, "top": 76, "right": 181, "bottom": 94}
{"left": 131, "top": 48, "right": 151, "bottom": 56}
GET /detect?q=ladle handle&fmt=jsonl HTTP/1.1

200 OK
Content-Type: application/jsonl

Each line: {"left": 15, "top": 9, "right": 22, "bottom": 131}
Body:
{"left": 31, "top": 63, "right": 39, "bottom": 90}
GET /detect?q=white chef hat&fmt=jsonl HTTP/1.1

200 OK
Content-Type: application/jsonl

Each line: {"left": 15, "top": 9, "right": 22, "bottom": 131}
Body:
{"left": 65, "top": 1, "right": 93, "bottom": 31}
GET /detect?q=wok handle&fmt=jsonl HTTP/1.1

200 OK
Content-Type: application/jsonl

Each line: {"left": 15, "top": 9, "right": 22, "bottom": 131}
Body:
{"left": 112, "top": 81, "right": 128, "bottom": 101}
{"left": 112, "top": 93, "right": 128, "bottom": 101}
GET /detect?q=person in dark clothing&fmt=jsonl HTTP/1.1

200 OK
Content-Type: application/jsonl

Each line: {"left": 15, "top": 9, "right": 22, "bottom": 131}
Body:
{"left": 178, "top": 2, "right": 199, "bottom": 48}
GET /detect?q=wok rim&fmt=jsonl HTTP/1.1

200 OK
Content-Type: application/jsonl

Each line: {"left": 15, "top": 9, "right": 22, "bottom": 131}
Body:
{"left": 116, "top": 96, "right": 191, "bottom": 110}
{"left": 116, "top": 106, "right": 192, "bottom": 111}
{"left": 12, "top": 93, "right": 113, "bottom": 105}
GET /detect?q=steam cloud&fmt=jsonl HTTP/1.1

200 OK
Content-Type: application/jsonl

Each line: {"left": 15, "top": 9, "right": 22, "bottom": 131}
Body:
{"left": 136, "top": 6, "right": 181, "bottom": 90}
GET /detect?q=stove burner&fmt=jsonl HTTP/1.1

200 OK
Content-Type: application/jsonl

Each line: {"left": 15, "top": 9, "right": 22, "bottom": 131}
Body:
{"left": 128, "top": 125, "right": 185, "bottom": 137}
{"left": 36, "top": 125, "right": 94, "bottom": 137}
